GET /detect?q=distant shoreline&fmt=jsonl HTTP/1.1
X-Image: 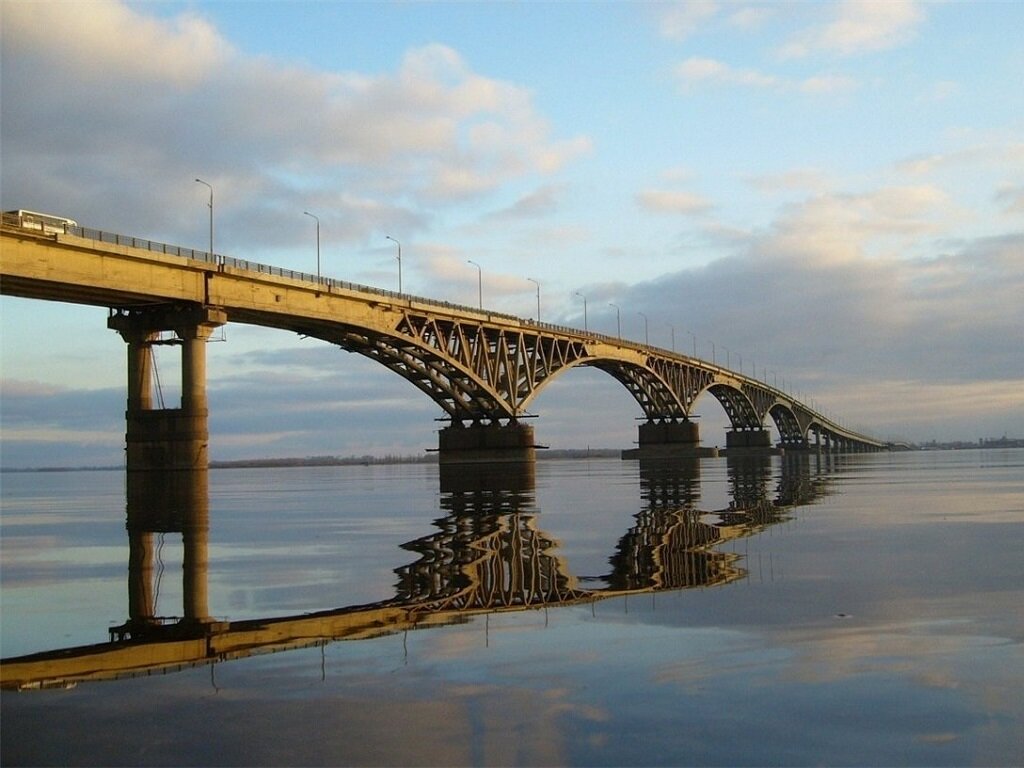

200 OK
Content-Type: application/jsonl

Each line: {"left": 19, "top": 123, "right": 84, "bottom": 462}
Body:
{"left": 0, "top": 448, "right": 625, "bottom": 473}
{"left": 5, "top": 442, "right": 1024, "bottom": 473}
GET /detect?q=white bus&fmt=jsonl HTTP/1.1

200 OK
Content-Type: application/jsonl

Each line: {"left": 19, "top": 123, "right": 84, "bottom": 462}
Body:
{"left": 3, "top": 209, "right": 78, "bottom": 234}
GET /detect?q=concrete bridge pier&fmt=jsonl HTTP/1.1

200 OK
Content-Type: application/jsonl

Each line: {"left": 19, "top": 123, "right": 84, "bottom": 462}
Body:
{"left": 109, "top": 306, "right": 227, "bottom": 475}
{"left": 438, "top": 421, "right": 536, "bottom": 465}
{"left": 622, "top": 420, "right": 718, "bottom": 459}
{"left": 725, "top": 427, "right": 780, "bottom": 456}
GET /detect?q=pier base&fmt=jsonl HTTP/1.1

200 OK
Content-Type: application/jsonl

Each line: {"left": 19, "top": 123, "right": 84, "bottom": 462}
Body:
{"left": 622, "top": 420, "right": 718, "bottom": 459}
{"left": 438, "top": 422, "right": 536, "bottom": 465}
{"left": 723, "top": 428, "right": 782, "bottom": 456}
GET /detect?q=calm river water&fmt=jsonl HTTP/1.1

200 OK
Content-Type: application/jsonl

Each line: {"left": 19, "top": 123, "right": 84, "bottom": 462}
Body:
{"left": 1, "top": 450, "right": 1022, "bottom": 766}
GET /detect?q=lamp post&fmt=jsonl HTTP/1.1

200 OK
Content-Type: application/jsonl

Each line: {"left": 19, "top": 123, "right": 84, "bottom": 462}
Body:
{"left": 608, "top": 303, "right": 621, "bottom": 339}
{"left": 710, "top": 340, "right": 716, "bottom": 364}
{"left": 467, "top": 259, "right": 482, "bottom": 309}
{"left": 689, "top": 331, "right": 697, "bottom": 358}
{"left": 303, "top": 211, "right": 320, "bottom": 282}
{"left": 668, "top": 324, "right": 676, "bottom": 353}
{"left": 527, "top": 278, "right": 541, "bottom": 322}
{"left": 194, "top": 178, "right": 213, "bottom": 257}
{"left": 723, "top": 346, "right": 731, "bottom": 369}
{"left": 385, "top": 235, "right": 402, "bottom": 294}
{"left": 574, "top": 291, "right": 588, "bottom": 331}
{"left": 637, "top": 312, "right": 649, "bottom": 346}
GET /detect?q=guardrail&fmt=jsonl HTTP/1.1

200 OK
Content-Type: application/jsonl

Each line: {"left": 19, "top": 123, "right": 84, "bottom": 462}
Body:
{"left": 1, "top": 212, "right": 657, "bottom": 351}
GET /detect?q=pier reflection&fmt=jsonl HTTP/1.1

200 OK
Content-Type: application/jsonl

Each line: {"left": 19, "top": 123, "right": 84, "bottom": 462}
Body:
{"left": 115, "top": 469, "right": 215, "bottom": 640}
{"left": 1, "top": 456, "right": 834, "bottom": 690}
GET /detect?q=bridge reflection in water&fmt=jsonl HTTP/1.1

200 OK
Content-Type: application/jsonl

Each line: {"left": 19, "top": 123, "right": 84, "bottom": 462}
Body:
{"left": 1, "top": 457, "right": 836, "bottom": 690}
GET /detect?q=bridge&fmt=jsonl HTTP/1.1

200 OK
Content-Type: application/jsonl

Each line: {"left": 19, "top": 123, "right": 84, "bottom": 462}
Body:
{"left": 0, "top": 213, "right": 888, "bottom": 467}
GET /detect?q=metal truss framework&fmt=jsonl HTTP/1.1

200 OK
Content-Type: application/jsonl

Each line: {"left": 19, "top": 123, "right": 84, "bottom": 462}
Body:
{"left": 293, "top": 307, "right": 884, "bottom": 450}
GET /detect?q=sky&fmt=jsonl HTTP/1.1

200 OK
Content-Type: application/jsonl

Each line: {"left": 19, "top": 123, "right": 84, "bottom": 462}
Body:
{"left": 1, "top": 0, "right": 1022, "bottom": 467}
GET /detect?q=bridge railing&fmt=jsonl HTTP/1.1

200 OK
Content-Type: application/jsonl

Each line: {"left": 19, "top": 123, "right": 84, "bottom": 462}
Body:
{"left": 7, "top": 216, "right": 623, "bottom": 349}
{"left": 4, "top": 213, "right": 665, "bottom": 352}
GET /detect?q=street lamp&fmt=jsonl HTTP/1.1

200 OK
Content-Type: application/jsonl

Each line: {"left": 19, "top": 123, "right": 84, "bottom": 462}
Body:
{"left": 194, "top": 178, "right": 213, "bottom": 257}
{"left": 303, "top": 211, "right": 320, "bottom": 282}
{"left": 710, "top": 340, "right": 716, "bottom": 364}
{"left": 688, "top": 331, "right": 697, "bottom": 358}
{"left": 723, "top": 346, "right": 731, "bottom": 369}
{"left": 574, "top": 291, "right": 588, "bottom": 331}
{"left": 467, "top": 259, "right": 482, "bottom": 309}
{"left": 638, "top": 312, "right": 648, "bottom": 346}
{"left": 527, "top": 278, "right": 541, "bottom": 322}
{"left": 669, "top": 324, "right": 676, "bottom": 353}
{"left": 608, "top": 303, "right": 621, "bottom": 339}
{"left": 385, "top": 235, "right": 402, "bottom": 294}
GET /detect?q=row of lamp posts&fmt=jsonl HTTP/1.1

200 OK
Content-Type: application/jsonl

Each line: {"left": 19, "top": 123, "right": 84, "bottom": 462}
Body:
{"left": 195, "top": 180, "right": 785, "bottom": 393}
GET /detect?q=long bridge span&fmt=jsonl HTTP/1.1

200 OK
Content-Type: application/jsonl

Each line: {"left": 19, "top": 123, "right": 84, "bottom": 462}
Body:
{"left": 0, "top": 213, "right": 888, "bottom": 464}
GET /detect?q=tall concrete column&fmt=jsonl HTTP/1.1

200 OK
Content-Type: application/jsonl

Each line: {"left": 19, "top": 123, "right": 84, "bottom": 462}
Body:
{"left": 125, "top": 331, "right": 157, "bottom": 412}
{"left": 181, "top": 333, "right": 209, "bottom": 414}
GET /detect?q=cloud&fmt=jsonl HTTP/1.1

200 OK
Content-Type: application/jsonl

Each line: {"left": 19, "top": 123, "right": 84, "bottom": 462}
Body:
{"left": 779, "top": 0, "right": 925, "bottom": 58}
{"left": 636, "top": 189, "right": 714, "bottom": 216}
{"left": 485, "top": 185, "right": 562, "bottom": 221}
{"left": 0, "top": 1, "right": 589, "bottom": 247}
{"left": 995, "top": 184, "right": 1024, "bottom": 215}
{"left": 656, "top": 1, "right": 719, "bottom": 41}
{"left": 674, "top": 57, "right": 856, "bottom": 94}
{"left": 726, "top": 6, "right": 776, "bottom": 30}
{"left": 755, "top": 185, "right": 958, "bottom": 265}
{"left": 798, "top": 74, "right": 858, "bottom": 95}
{"left": 894, "top": 142, "right": 1024, "bottom": 177}
{"left": 675, "top": 57, "right": 779, "bottom": 90}
{"left": 746, "top": 168, "right": 833, "bottom": 195}
{"left": 2, "top": 0, "right": 228, "bottom": 87}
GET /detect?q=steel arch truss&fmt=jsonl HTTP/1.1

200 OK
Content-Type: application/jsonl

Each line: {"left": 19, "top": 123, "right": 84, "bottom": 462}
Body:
{"left": 647, "top": 357, "right": 716, "bottom": 415}
{"left": 769, "top": 403, "right": 804, "bottom": 445}
{"left": 588, "top": 361, "right": 689, "bottom": 420}
{"left": 325, "top": 311, "right": 591, "bottom": 424}
{"left": 707, "top": 383, "right": 763, "bottom": 430}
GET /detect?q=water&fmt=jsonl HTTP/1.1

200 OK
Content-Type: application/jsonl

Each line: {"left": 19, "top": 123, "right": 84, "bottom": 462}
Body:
{"left": 1, "top": 450, "right": 1022, "bottom": 766}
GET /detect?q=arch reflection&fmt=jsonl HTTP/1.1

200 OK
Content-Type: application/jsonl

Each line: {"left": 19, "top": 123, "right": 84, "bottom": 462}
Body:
{"left": 2, "top": 456, "right": 834, "bottom": 690}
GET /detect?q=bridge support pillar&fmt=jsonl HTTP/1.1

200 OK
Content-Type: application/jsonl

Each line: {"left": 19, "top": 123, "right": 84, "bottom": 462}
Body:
{"left": 438, "top": 422, "right": 536, "bottom": 465}
{"left": 622, "top": 420, "right": 718, "bottom": 459}
{"left": 724, "top": 428, "right": 780, "bottom": 456}
{"left": 109, "top": 306, "right": 227, "bottom": 476}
